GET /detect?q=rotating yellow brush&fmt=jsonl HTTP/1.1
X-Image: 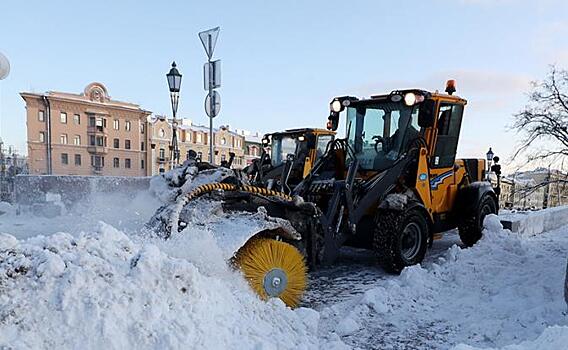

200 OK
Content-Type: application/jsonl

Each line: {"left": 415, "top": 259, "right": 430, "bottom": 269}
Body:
{"left": 233, "top": 238, "right": 307, "bottom": 308}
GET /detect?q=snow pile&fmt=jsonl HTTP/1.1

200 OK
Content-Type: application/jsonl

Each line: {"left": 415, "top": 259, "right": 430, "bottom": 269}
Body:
{"left": 453, "top": 326, "right": 568, "bottom": 350}
{"left": 2, "top": 189, "right": 162, "bottom": 240}
{"left": 319, "top": 215, "right": 568, "bottom": 349}
{"left": 0, "top": 201, "right": 14, "bottom": 216}
{"left": 0, "top": 223, "right": 321, "bottom": 349}
{"left": 149, "top": 163, "right": 235, "bottom": 204}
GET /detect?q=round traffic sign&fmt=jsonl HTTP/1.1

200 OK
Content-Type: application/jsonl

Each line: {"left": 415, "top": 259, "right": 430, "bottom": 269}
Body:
{"left": 205, "top": 91, "right": 221, "bottom": 118}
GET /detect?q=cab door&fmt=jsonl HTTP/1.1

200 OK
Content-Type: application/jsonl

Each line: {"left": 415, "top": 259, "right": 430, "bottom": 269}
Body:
{"left": 429, "top": 102, "right": 465, "bottom": 213}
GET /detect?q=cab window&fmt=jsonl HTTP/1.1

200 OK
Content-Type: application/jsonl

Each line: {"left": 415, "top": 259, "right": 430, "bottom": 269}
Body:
{"left": 431, "top": 103, "right": 464, "bottom": 168}
{"left": 316, "top": 135, "right": 333, "bottom": 158}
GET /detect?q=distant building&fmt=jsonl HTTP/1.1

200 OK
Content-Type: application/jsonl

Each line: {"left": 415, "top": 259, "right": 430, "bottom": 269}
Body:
{"left": 149, "top": 117, "right": 246, "bottom": 174}
{"left": 502, "top": 168, "right": 568, "bottom": 209}
{"left": 235, "top": 129, "right": 263, "bottom": 166}
{"left": 499, "top": 177, "right": 514, "bottom": 208}
{"left": 21, "top": 83, "right": 152, "bottom": 176}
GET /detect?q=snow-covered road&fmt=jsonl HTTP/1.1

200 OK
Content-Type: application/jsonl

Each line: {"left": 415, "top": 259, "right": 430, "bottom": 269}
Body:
{"left": 1, "top": 189, "right": 567, "bottom": 349}
{"left": 309, "top": 217, "right": 568, "bottom": 349}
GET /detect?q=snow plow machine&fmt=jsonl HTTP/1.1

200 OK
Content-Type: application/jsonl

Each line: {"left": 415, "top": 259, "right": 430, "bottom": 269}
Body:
{"left": 147, "top": 80, "right": 499, "bottom": 308}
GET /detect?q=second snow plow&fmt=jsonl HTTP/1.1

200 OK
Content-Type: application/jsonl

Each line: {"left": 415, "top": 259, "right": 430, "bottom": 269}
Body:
{"left": 147, "top": 80, "right": 500, "bottom": 307}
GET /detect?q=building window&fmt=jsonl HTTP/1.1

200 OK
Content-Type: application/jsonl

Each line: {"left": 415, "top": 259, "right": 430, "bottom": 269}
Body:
{"left": 141, "top": 159, "right": 145, "bottom": 169}
{"left": 113, "top": 157, "right": 120, "bottom": 168}
{"left": 75, "top": 154, "right": 81, "bottom": 166}
{"left": 74, "top": 114, "right": 80, "bottom": 125}
{"left": 221, "top": 137, "right": 226, "bottom": 145}
{"left": 141, "top": 142, "right": 145, "bottom": 151}
{"left": 159, "top": 148, "right": 165, "bottom": 160}
{"left": 125, "top": 158, "right": 131, "bottom": 169}
{"left": 140, "top": 123, "right": 145, "bottom": 134}
{"left": 113, "top": 119, "right": 119, "bottom": 130}
{"left": 61, "top": 153, "right": 69, "bottom": 165}
{"left": 89, "top": 135, "right": 96, "bottom": 146}
{"left": 39, "top": 132, "right": 46, "bottom": 143}
{"left": 73, "top": 135, "right": 81, "bottom": 145}
{"left": 125, "top": 139, "right": 131, "bottom": 149}
{"left": 60, "top": 112, "right": 67, "bottom": 124}
{"left": 125, "top": 120, "right": 131, "bottom": 131}
{"left": 113, "top": 138, "right": 119, "bottom": 148}
{"left": 159, "top": 129, "right": 165, "bottom": 138}
{"left": 89, "top": 116, "right": 106, "bottom": 130}
{"left": 96, "top": 135, "right": 105, "bottom": 147}
{"left": 91, "top": 155, "right": 104, "bottom": 169}
{"left": 60, "top": 134, "right": 68, "bottom": 145}
{"left": 38, "top": 110, "right": 45, "bottom": 122}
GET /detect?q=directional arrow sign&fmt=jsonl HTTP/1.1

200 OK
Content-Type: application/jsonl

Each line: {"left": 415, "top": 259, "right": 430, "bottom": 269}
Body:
{"left": 205, "top": 91, "right": 221, "bottom": 118}
{"left": 198, "top": 27, "right": 220, "bottom": 60}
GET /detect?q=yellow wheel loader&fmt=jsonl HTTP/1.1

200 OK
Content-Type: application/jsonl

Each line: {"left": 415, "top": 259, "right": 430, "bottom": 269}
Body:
{"left": 147, "top": 80, "right": 499, "bottom": 307}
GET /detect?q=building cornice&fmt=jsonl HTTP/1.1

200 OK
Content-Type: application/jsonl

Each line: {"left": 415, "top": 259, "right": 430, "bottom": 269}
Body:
{"left": 20, "top": 92, "right": 152, "bottom": 116}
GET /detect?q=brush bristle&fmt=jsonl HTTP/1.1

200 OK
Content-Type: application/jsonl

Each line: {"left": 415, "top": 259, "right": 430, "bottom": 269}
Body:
{"left": 234, "top": 238, "right": 307, "bottom": 308}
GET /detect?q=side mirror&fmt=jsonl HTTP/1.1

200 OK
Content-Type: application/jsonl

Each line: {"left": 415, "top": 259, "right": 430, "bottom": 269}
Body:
{"left": 305, "top": 133, "right": 316, "bottom": 149}
{"left": 418, "top": 99, "right": 436, "bottom": 128}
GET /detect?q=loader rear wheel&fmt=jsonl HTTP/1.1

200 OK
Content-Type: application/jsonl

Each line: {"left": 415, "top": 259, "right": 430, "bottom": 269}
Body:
{"left": 233, "top": 238, "right": 307, "bottom": 308}
{"left": 373, "top": 208, "right": 429, "bottom": 274}
{"left": 458, "top": 194, "right": 497, "bottom": 247}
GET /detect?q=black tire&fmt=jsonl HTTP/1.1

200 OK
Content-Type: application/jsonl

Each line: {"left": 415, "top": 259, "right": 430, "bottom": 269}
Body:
{"left": 458, "top": 194, "right": 497, "bottom": 247}
{"left": 373, "top": 208, "right": 429, "bottom": 274}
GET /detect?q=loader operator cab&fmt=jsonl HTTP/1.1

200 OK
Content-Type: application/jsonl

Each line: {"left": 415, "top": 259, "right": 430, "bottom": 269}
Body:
{"left": 343, "top": 98, "right": 423, "bottom": 172}
{"left": 248, "top": 129, "right": 335, "bottom": 193}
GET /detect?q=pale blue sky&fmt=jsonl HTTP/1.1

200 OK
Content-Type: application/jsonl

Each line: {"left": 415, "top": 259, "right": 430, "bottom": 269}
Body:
{"left": 1, "top": 0, "right": 567, "bottom": 171}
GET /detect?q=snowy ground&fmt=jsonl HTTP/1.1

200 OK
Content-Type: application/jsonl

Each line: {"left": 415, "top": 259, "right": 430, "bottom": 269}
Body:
{"left": 1, "top": 188, "right": 567, "bottom": 349}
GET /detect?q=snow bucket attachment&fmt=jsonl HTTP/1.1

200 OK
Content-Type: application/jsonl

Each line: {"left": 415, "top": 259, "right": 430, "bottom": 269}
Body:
{"left": 233, "top": 237, "right": 307, "bottom": 308}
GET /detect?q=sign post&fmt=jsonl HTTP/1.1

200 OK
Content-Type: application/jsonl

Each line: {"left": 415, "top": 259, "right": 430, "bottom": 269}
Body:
{"left": 199, "top": 27, "right": 221, "bottom": 164}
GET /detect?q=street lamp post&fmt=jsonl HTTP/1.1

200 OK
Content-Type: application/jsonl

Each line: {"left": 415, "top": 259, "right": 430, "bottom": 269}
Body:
{"left": 486, "top": 147, "right": 494, "bottom": 180}
{"left": 166, "top": 61, "right": 182, "bottom": 168}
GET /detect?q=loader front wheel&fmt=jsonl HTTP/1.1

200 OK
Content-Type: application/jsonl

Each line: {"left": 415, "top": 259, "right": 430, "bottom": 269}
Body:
{"left": 458, "top": 194, "right": 497, "bottom": 247}
{"left": 233, "top": 238, "right": 307, "bottom": 308}
{"left": 373, "top": 208, "right": 429, "bottom": 274}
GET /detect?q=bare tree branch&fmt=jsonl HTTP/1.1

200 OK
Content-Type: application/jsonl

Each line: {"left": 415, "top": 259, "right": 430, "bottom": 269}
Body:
{"left": 513, "top": 65, "right": 568, "bottom": 165}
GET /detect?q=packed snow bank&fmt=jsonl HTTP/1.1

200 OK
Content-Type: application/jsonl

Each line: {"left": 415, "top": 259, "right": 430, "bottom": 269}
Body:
{"left": 318, "top": 215, "right": 568, "bottom": 349}
{"left": 0, "top": 201, "right": 14, "bottom": 216}
{"left": 0, "top": 223, "right": 322, "bottom": 349}
{"left": 500, "top": 205, "right": 568, "bottom": 235}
